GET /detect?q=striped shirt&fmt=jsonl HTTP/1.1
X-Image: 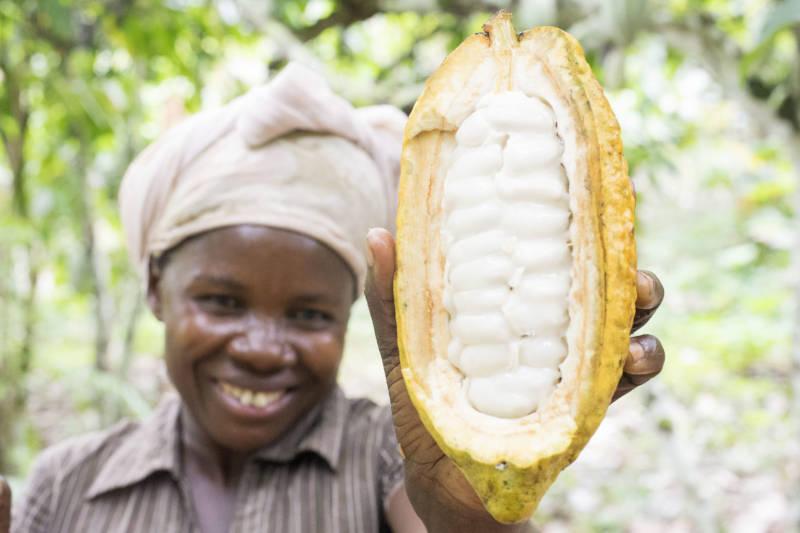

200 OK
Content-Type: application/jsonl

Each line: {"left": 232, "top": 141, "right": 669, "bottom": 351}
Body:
{"left": 12, "top": 387, "right": 404, "bottom": 533}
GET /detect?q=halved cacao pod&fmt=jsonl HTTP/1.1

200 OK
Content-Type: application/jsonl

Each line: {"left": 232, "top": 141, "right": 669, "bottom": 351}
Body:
{"left": 394, "top": 11, "right": 637, "bottom": 524}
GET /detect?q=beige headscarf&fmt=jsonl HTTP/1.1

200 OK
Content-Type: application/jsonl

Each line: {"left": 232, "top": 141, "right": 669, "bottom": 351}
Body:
{"left": 119, "top": 63, "right": 406, "bottom": 293}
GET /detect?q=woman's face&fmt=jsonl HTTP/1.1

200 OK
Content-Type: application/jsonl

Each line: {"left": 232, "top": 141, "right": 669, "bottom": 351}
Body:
{"left": 148, "top": 225, "right": 354, "bottom": 453}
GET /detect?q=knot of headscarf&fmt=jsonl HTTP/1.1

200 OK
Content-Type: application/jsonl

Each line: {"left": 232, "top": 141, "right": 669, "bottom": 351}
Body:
{"left": 118, "top": 63, "right": 407, "bottom": 293}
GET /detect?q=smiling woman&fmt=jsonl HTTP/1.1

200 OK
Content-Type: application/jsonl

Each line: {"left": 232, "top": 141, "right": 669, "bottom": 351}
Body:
{"left": 9, "top": 63, "right": 419, "bottom": 533}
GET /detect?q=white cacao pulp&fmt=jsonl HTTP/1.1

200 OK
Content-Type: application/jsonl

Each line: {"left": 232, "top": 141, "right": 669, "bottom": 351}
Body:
{"left": 441, "top": 91, "right": 572, "bottom": 419}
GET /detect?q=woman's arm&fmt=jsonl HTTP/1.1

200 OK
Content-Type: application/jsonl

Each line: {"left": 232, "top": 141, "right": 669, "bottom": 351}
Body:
{"left": 386, "top": 482, "right": 538, "bottom": 533}
{"left": 385, "top": 484, "right": 426, "bottom": 533}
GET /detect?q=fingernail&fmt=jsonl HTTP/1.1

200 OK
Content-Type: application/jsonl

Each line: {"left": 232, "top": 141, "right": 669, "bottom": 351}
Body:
{"left": 624, "top": 341, "right": 645, "bottom": 373}
{"left": 365, "top": 229, "right": 377, "bottom": 268}
{"left": 365, "top": 241, "right": 375, "bottom": 268}
{"left": 636, "top": 271, "right": 656, "bottom": 309}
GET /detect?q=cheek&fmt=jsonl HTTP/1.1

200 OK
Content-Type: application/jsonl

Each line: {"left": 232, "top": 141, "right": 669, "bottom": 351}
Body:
{"left": 163, "top": 302, "right": 230, "bottom": 369}
{"left": 297, "top": 330, "right": 346, "bottom": 381}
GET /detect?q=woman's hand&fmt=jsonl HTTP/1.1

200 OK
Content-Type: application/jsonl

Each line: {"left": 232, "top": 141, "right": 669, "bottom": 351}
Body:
{"left": 614, "top": 269, "right": 665, "bottom": 400}
{"left": 364, "top": 228, "right": 665, "bottom": 532}
{"left": 1, "top": 476, "right": 11, "bottom": 533}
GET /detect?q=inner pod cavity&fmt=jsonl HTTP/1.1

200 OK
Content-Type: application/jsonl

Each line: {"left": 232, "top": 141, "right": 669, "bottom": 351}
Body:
{"left": 441, "top": 91, "right": 572, "bottom": 419}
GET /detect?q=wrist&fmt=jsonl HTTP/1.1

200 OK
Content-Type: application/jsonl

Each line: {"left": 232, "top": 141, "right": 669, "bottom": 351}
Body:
{"left": 421, "top": 510, "right": 535, "bottom": 533}
{"left": 408, "top": 481, "right": 533, "bottom": 533}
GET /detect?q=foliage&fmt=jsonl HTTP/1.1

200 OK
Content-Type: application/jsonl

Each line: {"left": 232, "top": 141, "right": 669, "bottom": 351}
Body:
{"left": 1, "top": 0, "right": 799, "bottom": 530}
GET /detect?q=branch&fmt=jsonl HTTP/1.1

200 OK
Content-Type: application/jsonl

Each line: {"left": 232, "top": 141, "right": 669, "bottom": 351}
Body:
{"left": 26, "top": 12, "right": 77, "bottom": 54}
{"left": 0, "top": 50, "right": 31, "bottom": 218}
{"left": 0, "top": 126, "right": 10, "bottom": 169}
{"left": 293, "top": 9, "right": 367, "bottom": 41}
{"left": 437, "top": 0, "right": 507, "bottom": 17}
{"left": 376, "top": 22, "right": 445, "bottom": 82}
{"left": 287, "top": 0, "right": 508, "bottom": 42}
{"left": 655, "top": 15, "right": 796, "bottom": 138}
{"left": 23, "top": 0, "right": 127, "bottom": 55}
{"left": 292, "top": 0, "right": 381, "bottom": 41}
{"left": 109, "top": 0, "right": 136, "bottom": 24}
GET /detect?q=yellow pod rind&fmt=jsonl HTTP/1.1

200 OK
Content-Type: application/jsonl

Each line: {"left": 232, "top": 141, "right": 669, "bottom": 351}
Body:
{"left": 395, "top": 12, "right": 636, "bottom": 524}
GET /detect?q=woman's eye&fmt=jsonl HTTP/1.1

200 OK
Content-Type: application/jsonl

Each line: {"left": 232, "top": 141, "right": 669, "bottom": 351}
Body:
{"left": 196, "top": 294, "right": 243, "bottom": 313}
{"left": 290, "top": 309, "right": 333, "bottom": 324}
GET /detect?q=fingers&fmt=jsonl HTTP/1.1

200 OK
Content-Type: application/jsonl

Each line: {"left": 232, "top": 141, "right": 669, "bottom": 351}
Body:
{"left": 619, "top": 272, "right": 664, "bottom": 400}
{"left": 364, "top": 228, "right": 399, "bottom": 373}
{"left": 624, "top": 335, "right": 665, "bottom": 377}
{"left": 0, "top": 476, "right": 10, "bottom": 533}
{"left": 365, "top": 228, "right": 396, "bottom": 309}
{"left": 612, "top": 334, "right": 665, "bottom": 402}
{"left": 632, "top": 270, "right": 664, "bottom": 333}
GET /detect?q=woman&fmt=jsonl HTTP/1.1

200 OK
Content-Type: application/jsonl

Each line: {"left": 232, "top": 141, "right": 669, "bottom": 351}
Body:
{"left": 6, "top": 63, "right": 665, "bottom": 533}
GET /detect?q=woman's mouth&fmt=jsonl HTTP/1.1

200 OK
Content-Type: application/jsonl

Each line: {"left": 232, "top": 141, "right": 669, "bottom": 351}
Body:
{"left": 214, "top": 380, "right": 293, "bottom": 417}
{"left": 220, "top": 381, "right": 285, "bottom": 407}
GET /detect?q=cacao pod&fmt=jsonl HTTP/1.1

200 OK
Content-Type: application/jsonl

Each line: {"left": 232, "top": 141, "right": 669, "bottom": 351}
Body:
{"left": 394, "top": 11, "right": 637, "bottom": 523}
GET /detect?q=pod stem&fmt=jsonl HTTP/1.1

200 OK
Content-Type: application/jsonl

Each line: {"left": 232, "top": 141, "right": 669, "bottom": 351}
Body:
{"left": 484, "top": 10, "right": 518, "bottom": 52}
{"left": 484, "top": 10, "right": 517, "bottom": 91}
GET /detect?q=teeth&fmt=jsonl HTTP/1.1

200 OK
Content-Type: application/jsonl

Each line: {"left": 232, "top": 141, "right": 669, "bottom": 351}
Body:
{"left": 241, "top": 390, "right": 253, "bottom": 405}
{"left": 220, "top": 382, "right": 284, "bottom": 408}
{"left": 253, "top": 393, "right": 268, "bottom": 408}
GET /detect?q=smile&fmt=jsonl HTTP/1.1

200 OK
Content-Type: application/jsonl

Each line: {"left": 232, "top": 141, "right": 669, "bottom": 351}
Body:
{"left": 218, "top": 381, "right": 286, "bottom": 409}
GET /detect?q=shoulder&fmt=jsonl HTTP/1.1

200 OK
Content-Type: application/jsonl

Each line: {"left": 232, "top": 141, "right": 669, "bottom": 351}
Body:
{"left": 15, "top": 395, "right": 180, "bottom": 521}
{"left": 27, "top": 419, "right": 139, "bottom": 490}
{"left": 339, "top": 394, "right": 394, "bottom": 437}
{"left": 335, "top": 393, "right": 399, "bottom": 466}
{"left": 12, "top": 419, "right": 139, "bottom": 533}
{"left": 343, "top": 394, "right": 392, "bottom": 422}
{"left": 37, "top": 420, "right": 138, "bottom": 475}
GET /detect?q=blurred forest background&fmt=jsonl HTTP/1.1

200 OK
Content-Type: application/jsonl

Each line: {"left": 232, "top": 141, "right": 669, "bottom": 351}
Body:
{"left": 1, "top": 0, "right": 799, "bottom": 531}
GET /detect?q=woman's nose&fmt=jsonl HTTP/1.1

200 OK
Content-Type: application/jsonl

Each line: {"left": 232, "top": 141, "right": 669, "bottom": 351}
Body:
{"left": 227, "top": 316, "right": 295, "bottom": 372}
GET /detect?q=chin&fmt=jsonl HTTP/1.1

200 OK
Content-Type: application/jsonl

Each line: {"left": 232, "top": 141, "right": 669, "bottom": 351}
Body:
{"left": 211, "top": 423, "right": 287, "bottom": 453}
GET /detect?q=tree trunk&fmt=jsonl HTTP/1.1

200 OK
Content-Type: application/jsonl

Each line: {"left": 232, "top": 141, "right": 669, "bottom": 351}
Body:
{"left": 74, "top": 131, "right": 112, "bottom": 373}
{"left": 18, "top": 247, "right": 39, "bottom": 377}
{"left": 0, "top": 48, "right": 35, "bottom": 472}
{"left": 117, "top": 286, "right": 143, "bottom": 381}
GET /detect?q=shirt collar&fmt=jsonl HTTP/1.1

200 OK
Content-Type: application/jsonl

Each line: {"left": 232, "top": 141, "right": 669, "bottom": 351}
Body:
{"left": 87, "top": 394, "right": 182, "bottom": 500}
{"left": 86, "top": 387, "right": 349, "bottom": 500}
{"left": 252, "top": 386, "right": 348, "bottom": 471}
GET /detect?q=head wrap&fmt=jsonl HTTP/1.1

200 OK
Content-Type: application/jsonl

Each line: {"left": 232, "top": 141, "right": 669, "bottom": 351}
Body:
{"left": 119, "top": 63, "right": 407, "bottom": 293}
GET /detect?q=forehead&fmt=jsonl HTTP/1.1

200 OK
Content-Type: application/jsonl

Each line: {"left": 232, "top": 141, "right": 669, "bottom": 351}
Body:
{"left": 162, "top": 225, "right": 355, "bottom": 297}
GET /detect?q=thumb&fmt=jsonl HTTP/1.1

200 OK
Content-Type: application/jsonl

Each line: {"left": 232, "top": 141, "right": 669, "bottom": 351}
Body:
{"left": 364, "top": 229, "right": 441, "bottom": 463}
{"left": 364, "top": 227, "right": 400, "bottom": 375}
{"left": 0, "top": 476, "right": 11, "bottom": 533}
{"left": 363, "top": 229, "right": 415, "bottom": 425}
